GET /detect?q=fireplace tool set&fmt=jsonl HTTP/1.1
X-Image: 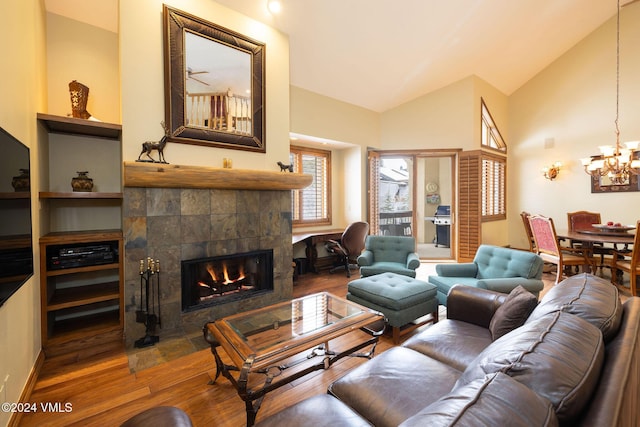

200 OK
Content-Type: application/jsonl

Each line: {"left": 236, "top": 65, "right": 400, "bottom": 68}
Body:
{"left": 135, "top": 257, "right": 162, "bottom": 348}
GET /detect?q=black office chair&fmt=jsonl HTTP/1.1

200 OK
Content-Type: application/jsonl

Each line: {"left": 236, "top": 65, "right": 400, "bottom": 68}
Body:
{"left": 325, "top": 222, "right": 369, "bottom": 277}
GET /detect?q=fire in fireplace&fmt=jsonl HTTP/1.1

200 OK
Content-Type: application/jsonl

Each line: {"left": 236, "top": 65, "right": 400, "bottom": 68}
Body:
{"left": 181, "top": 249, "right": 274, "bottom": 312}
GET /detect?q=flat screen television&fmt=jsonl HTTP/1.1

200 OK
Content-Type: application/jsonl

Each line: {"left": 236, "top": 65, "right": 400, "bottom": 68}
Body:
{"left": 0, "top": 126, "right": 33, "bottom": 306}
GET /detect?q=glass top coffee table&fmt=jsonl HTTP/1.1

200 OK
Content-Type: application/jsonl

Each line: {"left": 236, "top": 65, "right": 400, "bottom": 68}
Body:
{"left": 203, "top": 292, "right": 384, "bottom": 426}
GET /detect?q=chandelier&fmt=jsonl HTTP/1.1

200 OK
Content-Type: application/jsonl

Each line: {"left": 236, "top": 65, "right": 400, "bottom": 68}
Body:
{"left": 581, "top": 0, "right": 640, "bottom": 185}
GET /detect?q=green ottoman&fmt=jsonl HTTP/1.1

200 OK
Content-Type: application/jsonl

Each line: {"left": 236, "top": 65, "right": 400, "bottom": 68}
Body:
{"left": 347, "top": 272, "right": 438, "bottom": 343}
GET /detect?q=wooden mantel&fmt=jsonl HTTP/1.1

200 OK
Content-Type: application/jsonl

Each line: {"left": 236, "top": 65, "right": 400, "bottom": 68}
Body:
{"left": 123, "top": 161, "right": 312, "bottom": 190}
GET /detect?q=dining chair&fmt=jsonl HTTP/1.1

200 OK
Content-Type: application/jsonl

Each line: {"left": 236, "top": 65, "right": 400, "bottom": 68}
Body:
{"left": 520, "top": 211, "right": 536, "bottom": 252}
{"left": 567, "top": 210, "right": 609, "bottom": 275}
{"left": 610, "top": 220, "right": 640, "bottom": 297}
{"left": 528, "top": 214, "right": 595, "bottom": 284}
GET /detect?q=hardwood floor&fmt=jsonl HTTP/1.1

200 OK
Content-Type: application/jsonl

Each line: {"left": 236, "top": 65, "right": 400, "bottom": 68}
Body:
{"left": 17, "top": 266, "right": 632, "bottom": 427}
{"left": 18, "top": 271, "right": 388, "bottom": 427}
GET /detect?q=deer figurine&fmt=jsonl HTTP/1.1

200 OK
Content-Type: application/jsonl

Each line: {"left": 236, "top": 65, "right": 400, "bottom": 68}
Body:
{"left": 137, "top": 121, "right": 170, "bottom": 163}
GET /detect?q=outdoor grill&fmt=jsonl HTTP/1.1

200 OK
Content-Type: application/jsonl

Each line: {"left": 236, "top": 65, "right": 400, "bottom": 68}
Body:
{"left": 431, "top": 205, "right": 451, "bottom": 247}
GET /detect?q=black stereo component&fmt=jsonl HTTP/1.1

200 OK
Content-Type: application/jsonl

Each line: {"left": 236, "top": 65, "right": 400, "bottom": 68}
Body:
{"left": 48, "top": 243, "right": 117, "bottom": 270}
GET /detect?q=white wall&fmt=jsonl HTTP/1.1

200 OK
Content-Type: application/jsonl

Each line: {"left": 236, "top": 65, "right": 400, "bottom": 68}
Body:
{"left": 0, "top": 1, "right": 46, "bottom": 425}
{"left": 508, "top": 3, "right": 640, "bottom": 249}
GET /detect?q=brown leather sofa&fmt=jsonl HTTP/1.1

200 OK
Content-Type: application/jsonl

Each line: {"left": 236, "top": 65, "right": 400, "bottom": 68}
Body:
{"left": 255, "top": 273, "right": 640, "bottom": 427}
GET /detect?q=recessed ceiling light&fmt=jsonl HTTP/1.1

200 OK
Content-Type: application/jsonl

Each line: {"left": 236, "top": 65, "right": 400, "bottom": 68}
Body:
{"left": 267, "top": 0, "right": 282, "bottom": 14}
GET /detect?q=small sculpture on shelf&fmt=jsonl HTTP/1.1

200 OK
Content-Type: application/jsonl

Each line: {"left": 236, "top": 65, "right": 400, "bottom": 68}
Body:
{"left": 277, "top": 161, "right": 293, "bottom": 172}
{"left": 71, "top": 171, "right": 94, "bottom": 192}
{"left": 68, "top": 80, "right": 98, "bottom": 120}
{"left": 137, "top": 121, "right": 170, "bottom": 164}
{"left": 11, "top": 168, "right": 30, "bottom": 192}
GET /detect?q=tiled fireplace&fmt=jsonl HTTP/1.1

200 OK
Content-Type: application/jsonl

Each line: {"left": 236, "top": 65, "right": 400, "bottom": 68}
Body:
{"left": 122, "top": 184, "right": 295, "bottom": 348}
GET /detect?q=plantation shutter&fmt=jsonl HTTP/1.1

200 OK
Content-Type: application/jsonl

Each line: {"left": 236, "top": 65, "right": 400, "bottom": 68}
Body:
{"left": 481, "top": 155, "right": 506, "bottom": 219}
{"left": 458, "top": 151, "right": 481, "bottom": 261}
{"left": 301, "top": 153, "right": 327, "bottom": 220}
{"left": 367, "top": 150, "right": 381, "bottom": 235}
{"left": 291, "top": 146, "right": 331, "bottom": 225}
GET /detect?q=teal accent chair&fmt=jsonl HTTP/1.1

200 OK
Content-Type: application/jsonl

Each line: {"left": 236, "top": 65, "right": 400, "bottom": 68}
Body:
{"left": 429, "top": 245, "right": 544, "bottom": 305}
{"left": 357, "top": 235, "right": 420, "bottom": 278}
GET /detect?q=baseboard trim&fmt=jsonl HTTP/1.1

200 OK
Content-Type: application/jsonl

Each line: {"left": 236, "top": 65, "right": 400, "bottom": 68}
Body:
{"left": 7, "top": 350, "right": 45, "bottom": 427}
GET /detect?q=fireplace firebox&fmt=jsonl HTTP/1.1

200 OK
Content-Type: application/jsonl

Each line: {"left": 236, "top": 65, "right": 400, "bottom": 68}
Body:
{"left": 181, "top": 249, "right": 274, "bottom": 312}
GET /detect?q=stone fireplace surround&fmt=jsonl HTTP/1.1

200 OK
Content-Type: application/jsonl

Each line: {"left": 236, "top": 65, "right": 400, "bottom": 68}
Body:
{"left": 122, "top": 162, "right": 312, "bottom": 348}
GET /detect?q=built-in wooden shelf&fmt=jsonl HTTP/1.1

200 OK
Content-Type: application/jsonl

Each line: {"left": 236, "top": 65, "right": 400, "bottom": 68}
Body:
{"left": 47, "top": 282, "right": 120, "bottom": 311}
{"left": 40, "top": 229, "right": 123, "bottom": 245}
{"left": 0, "top": 192, "right": 31, "bottom": 199}
{"left": 45, "top": 262, "right": 120, "bottom": 277}
{"left": 37, "top": 113, "right": 122, "bottom": 139}
{"left": 39, "top": 192, "right": 123, "bottom": 199}
{"left": 123, "top": 161, "right": 313, "bottom": 190}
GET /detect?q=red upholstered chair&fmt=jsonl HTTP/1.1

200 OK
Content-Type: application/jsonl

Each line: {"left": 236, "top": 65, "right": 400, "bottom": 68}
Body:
{"left": 528, "top": 215, "right": 595, "bottom": 284}
{"left": 325, "top": 222, "right": 370, "bottom": 277}
{"left": 567, "top": 211, "right": 612, "bottom": 275}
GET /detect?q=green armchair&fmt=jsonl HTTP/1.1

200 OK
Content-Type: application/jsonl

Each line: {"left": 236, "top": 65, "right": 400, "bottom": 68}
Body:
{"left": 357, "top": 235, "right": 420, "bottom": 278}
{"left": 429, "top": 245, "right": 544, "bottom": 305}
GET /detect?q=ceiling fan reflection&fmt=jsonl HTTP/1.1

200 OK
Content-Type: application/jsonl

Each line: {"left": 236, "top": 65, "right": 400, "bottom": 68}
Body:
{"left": 186, "top": 67, "right": 210, "bottom": 86}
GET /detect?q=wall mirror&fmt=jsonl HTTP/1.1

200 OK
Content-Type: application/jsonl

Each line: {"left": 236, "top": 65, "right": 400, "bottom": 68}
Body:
{"left": 163, "top": 5, "right": 265, "bottom": 152}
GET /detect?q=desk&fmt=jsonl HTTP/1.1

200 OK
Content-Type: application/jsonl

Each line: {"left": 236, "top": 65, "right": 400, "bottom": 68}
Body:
{"left": 292, "top": 229, "right": 343, "bottom": 273}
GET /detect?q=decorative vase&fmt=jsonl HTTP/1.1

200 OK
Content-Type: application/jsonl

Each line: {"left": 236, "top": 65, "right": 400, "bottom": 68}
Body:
{"left": 11, "top": 169, "right": 30, "bottom": 192}
{"left": 71, "top": 171, "right": 94, "bottom": 192}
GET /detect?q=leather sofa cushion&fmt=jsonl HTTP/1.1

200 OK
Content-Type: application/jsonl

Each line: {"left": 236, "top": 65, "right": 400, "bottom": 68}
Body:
{"left": 457, "top": 311, "right": 604, "bottom": 423}
{"left": 527, "top": 273, "right": 622, "bottom": 342}
{"left": 399, "top": 372, "right": 558, "bottom": 427}
{"left": 402, "top": 319, "right": 492, "bottom": 371}
{"left": 253, "top": 394, "right": 372, "bottom": 427}
{"left": 329, "top": 347, "right": 460, "bottom": 427}
{"left": 120, "top": 406, "right": 193, "bottom": 427}
{"left": 489, "top": 285, "right": 538, "bottom": 340}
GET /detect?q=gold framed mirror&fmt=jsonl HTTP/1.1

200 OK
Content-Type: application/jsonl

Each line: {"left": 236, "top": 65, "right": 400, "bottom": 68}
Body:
{"left": 163, "top": 5, "right": 265, "bottom": 152}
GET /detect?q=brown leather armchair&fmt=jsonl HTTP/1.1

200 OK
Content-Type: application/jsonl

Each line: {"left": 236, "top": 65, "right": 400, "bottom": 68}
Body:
{"left": 325, "top": 221, "right": 369, "bottom": 277}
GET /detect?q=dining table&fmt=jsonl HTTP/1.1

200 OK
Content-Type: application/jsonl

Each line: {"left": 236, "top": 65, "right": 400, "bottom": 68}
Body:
{"left": 556, "top": 226, "right": 635, "bottom": 276}
{"left": 556, "top": 228, "right": 635, "bottom": 247}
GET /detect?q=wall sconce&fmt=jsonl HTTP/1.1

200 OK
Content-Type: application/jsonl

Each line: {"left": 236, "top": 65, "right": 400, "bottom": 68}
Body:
{"left": 542, "top": 162, "right": 562, "bottom": 180}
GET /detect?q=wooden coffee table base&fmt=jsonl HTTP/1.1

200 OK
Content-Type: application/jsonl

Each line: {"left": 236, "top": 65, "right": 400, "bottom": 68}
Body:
{"left": 205, "top": 326, "right": 382, "bottom": 426}
{"left": 202, "top": 293, "right": 384, "bottom": 426}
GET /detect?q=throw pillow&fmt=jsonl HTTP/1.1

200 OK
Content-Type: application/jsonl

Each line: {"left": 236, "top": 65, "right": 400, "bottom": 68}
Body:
{"left": 489, "top": 285, "right": 537, "bottom": 340}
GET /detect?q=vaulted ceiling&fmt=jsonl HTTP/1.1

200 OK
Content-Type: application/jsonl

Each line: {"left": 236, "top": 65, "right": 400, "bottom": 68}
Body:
{"left": 46, "top": 0, "right": 624, "bottom": 112}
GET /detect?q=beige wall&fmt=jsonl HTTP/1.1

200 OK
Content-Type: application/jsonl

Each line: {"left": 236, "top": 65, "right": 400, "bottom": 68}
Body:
{"left": 0, "top": 1, "right": 46, "bottom": 425}
{"left": 380, "top": 75, "right": 511, "bottom": 247}
{"left": 46, "top": 13, "right": 120, "bottom": 123}
{"left": 120, "top": 0, "right": 291, "bottom": 170}
{"left": 380, "top": 77, "right": 476, "bottom": 150}
{"left": 289, "top": 86, "right": 378, "bottom": 232}
{"left": 290, "top": 86, "right": 380, "bottom": 148}
{"left": 508, "top": 3, "right": 640, "bottom": 249}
